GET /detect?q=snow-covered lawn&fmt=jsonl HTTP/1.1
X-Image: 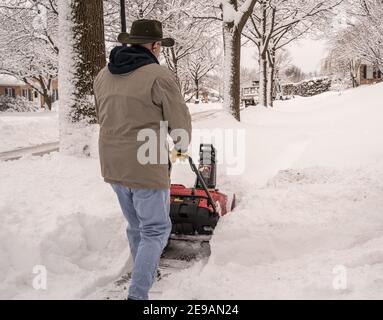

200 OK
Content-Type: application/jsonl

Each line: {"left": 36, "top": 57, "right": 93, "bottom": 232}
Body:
{"left": 0, "top": 111, "right": 58, "bottom": 153}
{"left": 1, "top": 83, "right": 382, "bottom": 299}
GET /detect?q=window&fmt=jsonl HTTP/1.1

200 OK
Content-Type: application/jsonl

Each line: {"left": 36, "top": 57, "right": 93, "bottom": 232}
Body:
{"left": 373, "top": 68, "right": 382, "bottom": 79}
{"left": 34, "top": 91, "right": 38, "bottom": 98}
{"left": 28, "top": 89, "right": 33, "bottom": 101}
{"left": 5, "top": 88, "right": 16, "bottom": 98}
{"left": 52, "top": 89, "right": 59, "bottom": 102}
{"left": 22, "top": 89, "right": 28, "bottom": 98}
{"left": 366, "top": 65, "right": 374, "bottom": 79}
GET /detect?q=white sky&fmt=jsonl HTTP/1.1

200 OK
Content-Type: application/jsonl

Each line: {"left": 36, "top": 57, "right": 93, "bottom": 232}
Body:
{"left": 241, "top": 38, "right": 329, "bottom": 74}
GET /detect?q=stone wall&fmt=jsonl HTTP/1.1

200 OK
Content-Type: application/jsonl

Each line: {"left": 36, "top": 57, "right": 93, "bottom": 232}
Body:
{"left": 282, "top": 77, "right": 332, "bottom": 97}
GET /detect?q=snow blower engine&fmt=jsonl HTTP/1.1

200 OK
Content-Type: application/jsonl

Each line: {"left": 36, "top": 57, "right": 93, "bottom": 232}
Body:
{"left": 170, "top": 144, "right": 235, "bottom": 237}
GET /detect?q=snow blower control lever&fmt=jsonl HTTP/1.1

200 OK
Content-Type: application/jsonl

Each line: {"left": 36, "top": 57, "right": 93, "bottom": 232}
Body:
{"left": 188, "top": 153, "right": 217, "bottom": 214}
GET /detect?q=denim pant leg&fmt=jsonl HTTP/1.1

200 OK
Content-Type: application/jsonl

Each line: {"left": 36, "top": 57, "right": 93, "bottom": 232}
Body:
{"left": 129, "top": 188, "right": 172, "bottom": 300}
{"left": 111, "top": 183, "right": 141, "bottom": 261}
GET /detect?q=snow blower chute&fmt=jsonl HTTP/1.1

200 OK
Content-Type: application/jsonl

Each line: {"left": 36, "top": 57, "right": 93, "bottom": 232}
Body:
{"left": 170, "top": 144, "right": 236, "bottom": 238}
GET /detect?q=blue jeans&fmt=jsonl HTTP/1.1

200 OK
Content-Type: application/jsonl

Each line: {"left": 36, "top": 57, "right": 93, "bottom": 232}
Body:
{"left": 111, "top": 183, "right": 172, "bottom": 300}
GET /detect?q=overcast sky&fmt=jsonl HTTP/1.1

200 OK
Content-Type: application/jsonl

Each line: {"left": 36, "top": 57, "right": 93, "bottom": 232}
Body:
{"left": 241, "top": 38, "right": 329, "bottom": 74}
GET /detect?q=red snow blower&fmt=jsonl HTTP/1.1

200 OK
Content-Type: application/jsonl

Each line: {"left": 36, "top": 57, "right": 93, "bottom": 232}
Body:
{"left": 170, "top": 144, "right": 236, "bottom": 238}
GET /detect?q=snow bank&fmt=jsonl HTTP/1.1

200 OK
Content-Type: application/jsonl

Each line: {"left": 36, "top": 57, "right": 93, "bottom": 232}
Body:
{"left": 159, "top": 164, "right": 383, "bottom": 299}
{"left": 0, "top": 112, "right": 58, "bottom": 153}
{"left": 0, "top": 154, "right": 128, "bottom": 299}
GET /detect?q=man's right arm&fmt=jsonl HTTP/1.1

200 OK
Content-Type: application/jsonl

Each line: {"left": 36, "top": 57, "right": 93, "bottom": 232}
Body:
{"left": 152, "top": 71, "right": 192, "bottom": 152}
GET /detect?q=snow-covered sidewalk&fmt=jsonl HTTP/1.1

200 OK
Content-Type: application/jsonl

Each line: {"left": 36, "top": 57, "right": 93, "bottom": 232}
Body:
{"left": 1, "top": 83, "right": 382, "bottom": 299}
{"left": 0, "top": 111, "right": 58, "bottom": 153}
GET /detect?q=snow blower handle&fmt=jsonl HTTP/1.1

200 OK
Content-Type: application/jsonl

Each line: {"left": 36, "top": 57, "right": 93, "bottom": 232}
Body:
{"left": 187, "top": 155, "right": 217, "bottom": 214}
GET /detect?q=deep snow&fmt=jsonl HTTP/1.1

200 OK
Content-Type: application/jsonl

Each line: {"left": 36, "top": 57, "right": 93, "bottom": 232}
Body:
{"left": 0, "top": 111, "right": 58, "bottom": 153}
{"left": 0, "top": 83, "right": 383, "bottom": 299}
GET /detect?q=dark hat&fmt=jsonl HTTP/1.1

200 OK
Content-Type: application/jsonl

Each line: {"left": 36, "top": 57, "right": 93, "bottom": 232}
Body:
{"left": 117, "top": 19, "right": 175, "bottom": 47}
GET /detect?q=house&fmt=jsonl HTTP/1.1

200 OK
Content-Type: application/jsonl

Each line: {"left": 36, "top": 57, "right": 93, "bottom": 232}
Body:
{"left": 356, "top": 63, "right": 382, "bottom": 86}
{"left": 0, "top": 74, "right": 59, "bottom": 108}
{"left": 0, "top": 74, "right": 36, "bottom": 101}
{"left": 241, "top": 76, "right": 260, "bottom": 106}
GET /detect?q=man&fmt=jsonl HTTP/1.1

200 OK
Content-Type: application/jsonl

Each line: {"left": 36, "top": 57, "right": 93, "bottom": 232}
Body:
{"left": 93, "top": 19, "right": 192, "bottom": 300}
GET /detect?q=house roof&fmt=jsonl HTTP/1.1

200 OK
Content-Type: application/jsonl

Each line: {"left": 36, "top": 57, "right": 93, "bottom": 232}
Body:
{"left": 0, "top": 74, "right": 25, "bottom": 86}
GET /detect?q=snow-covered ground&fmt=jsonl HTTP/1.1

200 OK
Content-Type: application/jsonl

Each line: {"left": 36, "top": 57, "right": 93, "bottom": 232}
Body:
{"left": 0, "top": 111, "right": 58, "bottom": 153}
{"left": 1, "top": 84, "right": 383, "bottom": 299}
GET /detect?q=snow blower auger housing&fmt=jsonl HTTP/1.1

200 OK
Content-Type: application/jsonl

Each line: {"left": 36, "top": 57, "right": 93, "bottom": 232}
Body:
{"left": 170, "top": 144, "right": 235, "bottom": 237}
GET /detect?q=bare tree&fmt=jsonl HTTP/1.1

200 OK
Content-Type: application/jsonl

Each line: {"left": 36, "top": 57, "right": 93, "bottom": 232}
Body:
{"left": 344, "top": 0, "right": 383, "bottom": 71}
{"left": 0, "top": 0, "right": 58, "bottom": 110}
{"left": 244, "top": 0, "right": 343, "bottom": 107}
{"left": 188, "top": 42, "right": 219, "bottom": 100}
{"left": 325, "top": 30, "right": 362, "bottom": 87}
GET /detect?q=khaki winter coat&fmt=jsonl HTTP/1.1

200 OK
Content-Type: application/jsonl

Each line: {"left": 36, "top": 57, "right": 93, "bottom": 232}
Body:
{"left": 94, "top": 64, "right": 192, "bottom": 189}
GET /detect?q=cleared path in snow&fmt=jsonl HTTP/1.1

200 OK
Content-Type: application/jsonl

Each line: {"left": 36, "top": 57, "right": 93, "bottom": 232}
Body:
{"left": 0, "top": 142, "right": 59, "bottom": 161}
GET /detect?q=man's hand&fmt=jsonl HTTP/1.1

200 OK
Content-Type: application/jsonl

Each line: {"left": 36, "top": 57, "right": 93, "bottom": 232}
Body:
{"left": 170, "top": 148, "right": 189, "bottom": 163}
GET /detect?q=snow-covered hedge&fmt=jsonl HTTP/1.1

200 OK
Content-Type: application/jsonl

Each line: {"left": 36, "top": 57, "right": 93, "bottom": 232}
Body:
{"left": 330, "top": 77, "right": 353, "bottom": 92}
{"left": 282, "top": 77, "right": 332, "bottom": 97}
{"left": 0, "top": 96, "right": 39, "bottom": 112}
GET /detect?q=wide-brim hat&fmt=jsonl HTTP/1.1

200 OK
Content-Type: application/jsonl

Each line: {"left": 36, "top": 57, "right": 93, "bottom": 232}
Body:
{"left": 117, "top": 19, "right": 175, "bottom": 47}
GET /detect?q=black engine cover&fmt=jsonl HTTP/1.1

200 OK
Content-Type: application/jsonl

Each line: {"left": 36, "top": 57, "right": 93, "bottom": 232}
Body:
{"left": 170, "top": 197, "right": 219, "bottom": 235}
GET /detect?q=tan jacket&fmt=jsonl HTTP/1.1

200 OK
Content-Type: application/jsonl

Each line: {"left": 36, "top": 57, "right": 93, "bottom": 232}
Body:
{"left": 94, "top": 64, "right": 192, "bottom": 189}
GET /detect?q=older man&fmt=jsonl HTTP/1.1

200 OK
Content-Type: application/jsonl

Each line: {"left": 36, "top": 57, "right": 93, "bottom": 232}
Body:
{"left": 93, "top": 19, "right": 192, "bottom": 300}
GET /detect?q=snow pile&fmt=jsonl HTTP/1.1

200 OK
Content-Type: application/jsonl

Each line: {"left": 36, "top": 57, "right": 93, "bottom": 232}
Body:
{"left": 0, "top": 112, "right": 58, "bottom": 153}
{"left": 0, "top": 154, "right": 128, "bottom": 299}
{"left": 159, "top": 164, "right": 383, "bottom": 299}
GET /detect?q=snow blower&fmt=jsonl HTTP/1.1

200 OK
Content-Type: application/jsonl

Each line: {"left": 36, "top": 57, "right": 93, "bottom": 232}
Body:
{"left": 169, "top": 144, "right": 236, "bottom": 240}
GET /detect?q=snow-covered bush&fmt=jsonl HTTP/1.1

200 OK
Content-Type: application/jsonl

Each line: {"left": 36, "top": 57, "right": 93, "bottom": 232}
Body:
{"left": 0, "top": 96, "right": 39, "bottom": 112}
{"left": 330, "top": 77, "right": 352, "bottom": 92}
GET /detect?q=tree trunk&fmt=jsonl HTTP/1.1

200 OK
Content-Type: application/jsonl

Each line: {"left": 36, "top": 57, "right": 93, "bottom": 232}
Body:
{"left": 257, "top": 1, "right": 269, "bottom": 108}
{"left": 58, "top": 0, "right": 106, "bottom": 156}
{"left": 259, "top": 50, "right": 268, "bottom": 107}
{"left": 71, "top": 0, "right": 106, "bottom": 123}
{"left": 38, "top": 77, "right": 53, "bottom": 111}
{"left": 195, "top": 78, "right": 199, "bottom": 100}
{"left": 267, "top": 64, "right": 274, "bottom": 107}
{"left": 267, "top": 48, "right": 276, "bottom": 107}
{"left": 45, "top": 95, "right": 53, "bottom": 111}
{"left": 223, "top": 24, "right": 241, "bottom": 121}
{"left": 170, "top": 47, "right": 181, "bottom": 87}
